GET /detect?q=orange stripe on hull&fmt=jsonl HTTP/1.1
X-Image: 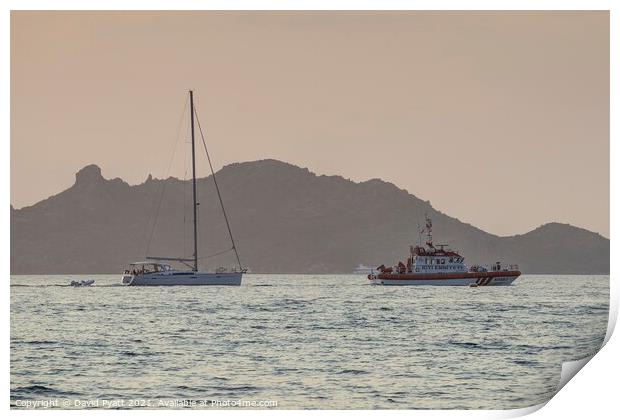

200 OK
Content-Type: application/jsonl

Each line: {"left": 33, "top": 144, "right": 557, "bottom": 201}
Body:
{"left": 376, "top": 271, "right": 521, "bottom": 281}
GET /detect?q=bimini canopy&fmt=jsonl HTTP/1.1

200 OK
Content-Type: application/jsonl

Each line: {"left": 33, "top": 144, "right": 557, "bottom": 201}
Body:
{"left": 130, "top": 261, "right": 171, "bottom": 268}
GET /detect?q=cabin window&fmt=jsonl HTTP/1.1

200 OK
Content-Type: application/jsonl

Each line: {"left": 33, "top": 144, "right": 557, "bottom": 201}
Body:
{"left": 449, "top": 258, "right": 453, "bottom": 263}
{"left": 441, "top": 259, "right": 445, "bottom": 264}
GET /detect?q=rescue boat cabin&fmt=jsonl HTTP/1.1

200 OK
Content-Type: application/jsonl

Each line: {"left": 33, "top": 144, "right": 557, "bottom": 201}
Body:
{"left": 383, "top": 214, "right": 468, "bottom": 274}
{"left": 407, "top": 245, "right": 467, "bottom": 274}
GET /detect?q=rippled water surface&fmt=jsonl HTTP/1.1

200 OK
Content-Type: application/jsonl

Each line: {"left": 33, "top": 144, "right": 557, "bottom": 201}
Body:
{"left": 11, "top": 274, "right": 609, "bottom": 409}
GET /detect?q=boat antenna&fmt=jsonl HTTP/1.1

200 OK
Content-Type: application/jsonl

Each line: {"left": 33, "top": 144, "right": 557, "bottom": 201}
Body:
{"left": 189, "top": 90, "right": 199, "bottom": 271}
{"left": 417, "top": 217, "right": 422, "bottom": 247}
{"left": 424, "top": 213, "right": 434, "bottom": 248}
{"left": 193, "top": 103, "right": 243, "bottom": 269}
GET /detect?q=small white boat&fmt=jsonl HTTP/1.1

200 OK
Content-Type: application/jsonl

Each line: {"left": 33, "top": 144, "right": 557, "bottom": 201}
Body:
{"left": 70, "top": 279, "right": 95, "bottom": 287}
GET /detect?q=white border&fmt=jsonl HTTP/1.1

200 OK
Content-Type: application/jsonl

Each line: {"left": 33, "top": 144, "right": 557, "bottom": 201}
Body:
{"left": 4, "top": 1, "right": 617, "bottom": 419}
{"left": 1, "top": 0, "right": 618, "bottom": 11}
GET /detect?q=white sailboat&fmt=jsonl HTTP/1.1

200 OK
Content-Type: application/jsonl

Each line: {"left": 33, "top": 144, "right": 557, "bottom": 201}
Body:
{"left": 121, "top": 90, "right": 244, "bottom": 286}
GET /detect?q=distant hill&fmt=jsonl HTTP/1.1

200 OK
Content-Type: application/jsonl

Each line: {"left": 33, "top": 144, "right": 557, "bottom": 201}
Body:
{"left": 10, "top": 159, "right": 609, "bottom": 274}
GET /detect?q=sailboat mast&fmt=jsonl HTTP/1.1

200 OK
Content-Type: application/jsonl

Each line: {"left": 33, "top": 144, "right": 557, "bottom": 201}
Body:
{"left": 189, "top": 90, "right": 199, "bottom": 272}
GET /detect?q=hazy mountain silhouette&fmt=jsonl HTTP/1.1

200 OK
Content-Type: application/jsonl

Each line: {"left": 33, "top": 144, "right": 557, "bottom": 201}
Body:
{"left": 11, "top": 159, "right": 609, "bottom": 274}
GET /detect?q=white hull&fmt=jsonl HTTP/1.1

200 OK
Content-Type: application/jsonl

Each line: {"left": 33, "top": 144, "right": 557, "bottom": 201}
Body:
{"left": 122, "top": 271, "right": 242, "bottom": 286}
{"left": 370, "top": 275, "right": 518, "bottom": 286}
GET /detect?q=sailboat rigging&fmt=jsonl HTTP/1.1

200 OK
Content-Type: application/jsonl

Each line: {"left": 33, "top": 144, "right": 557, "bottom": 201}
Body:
{"left": 121, "top": 90, "right": 245, "bottom": 286}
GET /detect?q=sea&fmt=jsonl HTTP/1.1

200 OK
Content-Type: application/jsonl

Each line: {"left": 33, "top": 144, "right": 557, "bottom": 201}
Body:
{"left": 10, "top": 274, "right": 609, "bottom": 410}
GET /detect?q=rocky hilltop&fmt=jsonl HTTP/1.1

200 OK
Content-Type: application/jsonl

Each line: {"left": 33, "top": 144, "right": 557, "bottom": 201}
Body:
{"left": 10, "top": 160, "right": 609, "bottom": 274}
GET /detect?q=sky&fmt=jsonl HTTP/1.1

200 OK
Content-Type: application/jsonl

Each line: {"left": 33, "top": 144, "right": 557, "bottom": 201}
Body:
{"left": 11, "top": 11, "right": 609, "bottom": 237}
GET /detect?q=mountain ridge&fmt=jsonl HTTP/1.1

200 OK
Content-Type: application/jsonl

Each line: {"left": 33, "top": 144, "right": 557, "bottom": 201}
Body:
{"left": 10, "top": 159, "right": 609, "bottom": 274}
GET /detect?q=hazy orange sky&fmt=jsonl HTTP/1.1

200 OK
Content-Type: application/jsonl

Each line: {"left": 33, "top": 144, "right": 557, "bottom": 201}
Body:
{"left": 11, "top": 11, "right": 609, "bottom": 237}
